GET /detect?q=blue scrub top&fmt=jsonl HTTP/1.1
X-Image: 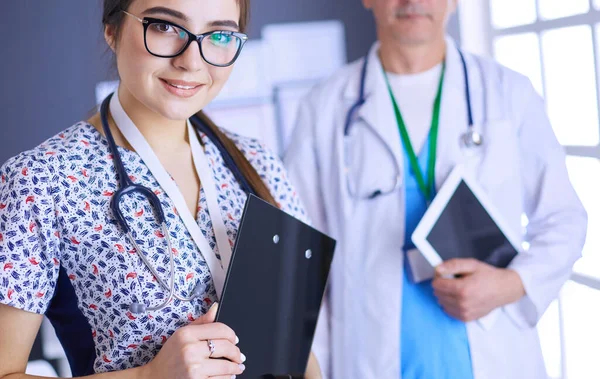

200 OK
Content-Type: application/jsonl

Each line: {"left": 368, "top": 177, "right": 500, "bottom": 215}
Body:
{"left": 400, "top": 138, "right": 474, "bottom": 378}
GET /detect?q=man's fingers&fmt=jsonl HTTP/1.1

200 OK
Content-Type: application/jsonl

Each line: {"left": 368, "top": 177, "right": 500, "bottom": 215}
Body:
{"left": 434, "top": 291, "right": 458, "bottom": 306}
{"left": 436, "top": 258, "right": 481, "bottom": 276}
{"left": 432, "top": 277, "right": 462, "bottom": 296}
{"left": 440, "top": 302, "right": 486, "bottom": 322}
{"left": 436, "top": 293, "right": 463, "bottom": 316}
{"left": 441, "top": 305, "right": 464, "bottom": 321}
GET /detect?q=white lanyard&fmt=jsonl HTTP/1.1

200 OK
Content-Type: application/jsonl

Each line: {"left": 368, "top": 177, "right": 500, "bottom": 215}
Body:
{"left": 109, "top": 93, "right": 231, "bottom": 298}
{"left": 187, "top": 120, "right": 234, "bottom": 272}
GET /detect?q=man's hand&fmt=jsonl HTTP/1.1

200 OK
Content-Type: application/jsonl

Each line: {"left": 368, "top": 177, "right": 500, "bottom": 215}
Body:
{"left": 432, "top": 258, "right": 526, "bottom": 322}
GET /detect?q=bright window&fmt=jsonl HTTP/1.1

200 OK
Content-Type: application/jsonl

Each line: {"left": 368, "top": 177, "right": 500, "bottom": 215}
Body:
{"left": 489, "top": 0, "right": 536, "bottom": 29}
{"left": 493, "top": 33, "right": 544, "bottom": 95}
{"left": 486, "top": 3, "right": 600, "bottom": 378}
{"left": 561, "top": 281, "right": 600, "bottom": 379}
{"left": 541, "top": 26, "right": 599, "bottom": 146}
{"left": 538, "top": 0, "right": 589, "bottom": 20}
{"left": 566, "top": 157, "right": 600, "bottom": 280}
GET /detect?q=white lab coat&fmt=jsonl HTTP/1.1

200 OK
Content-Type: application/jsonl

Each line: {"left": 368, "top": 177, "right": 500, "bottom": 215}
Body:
{"left": 285, "top": 39, "right": 587, "bottom": 379}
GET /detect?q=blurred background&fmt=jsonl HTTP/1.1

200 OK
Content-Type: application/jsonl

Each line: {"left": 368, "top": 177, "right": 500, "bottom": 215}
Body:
{"left": 0, "top": 1, "right": 598, "bottom": 378}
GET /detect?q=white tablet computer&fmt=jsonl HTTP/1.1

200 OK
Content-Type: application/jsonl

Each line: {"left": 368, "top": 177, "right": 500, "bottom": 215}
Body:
{"left": 411, "top": 165, "right": 521, "bottom": 269}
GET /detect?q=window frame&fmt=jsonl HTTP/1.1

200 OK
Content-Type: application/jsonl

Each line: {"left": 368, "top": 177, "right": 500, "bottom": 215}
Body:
{"left": 473, "top": 1, "right": 600, "bottom": 377}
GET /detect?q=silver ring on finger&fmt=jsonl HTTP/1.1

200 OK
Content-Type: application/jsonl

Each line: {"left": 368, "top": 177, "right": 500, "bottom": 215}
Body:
{"left": 207, "top": 339, "right": 216, "bottom": 358}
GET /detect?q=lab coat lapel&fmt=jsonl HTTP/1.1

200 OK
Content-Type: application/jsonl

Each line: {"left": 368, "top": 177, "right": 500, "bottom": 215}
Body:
{"left": 435, "top": 42, "right": 507, "bottom": 330}
{"left": 435, "top": 38, "right": 479, "bottom": 188}
{"left": 343, "top": 44, "right": 405, "bottom": 377}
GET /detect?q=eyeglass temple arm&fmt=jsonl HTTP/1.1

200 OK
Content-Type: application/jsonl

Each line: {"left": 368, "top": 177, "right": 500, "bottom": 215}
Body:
{"left": 121, "top": 10, "right": 148, "bottom": 24}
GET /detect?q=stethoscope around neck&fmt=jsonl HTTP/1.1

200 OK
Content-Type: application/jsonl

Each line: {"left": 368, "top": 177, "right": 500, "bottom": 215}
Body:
{"left": 99, "top": 93, "right": 256, "bottom": 314}
{"left": 343, "top": 49, "right": 483, "bottom": 199}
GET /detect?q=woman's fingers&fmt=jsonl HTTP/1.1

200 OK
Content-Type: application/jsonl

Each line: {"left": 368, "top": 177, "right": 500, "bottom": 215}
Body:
{"left": 178, "top": 322, "right": 238, "bottom": 345}
{"left": 202, "top": 339, "right": 245, "bottom": 364}
{"left": 203, "top": 359, "right": 246, "bottom": 377}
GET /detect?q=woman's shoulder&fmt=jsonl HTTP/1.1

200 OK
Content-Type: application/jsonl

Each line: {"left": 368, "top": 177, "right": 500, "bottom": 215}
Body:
{"left": 221, "top": 129, "right": 271, "bottom": 157}
{"left": 1, "top": 122, "right": 103, "bottom": 175}
{"left": 0, "top": 123, "right": 95, "bottom": 315}
{"left": 221, "top": 129, "right": 283, "bottom": 176}
{"left": 220, "top": 128, "right": 309, "bottom": 223}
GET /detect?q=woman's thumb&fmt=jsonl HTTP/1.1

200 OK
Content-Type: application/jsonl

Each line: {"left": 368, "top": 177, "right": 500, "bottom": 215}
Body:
{"left": 194, "top": 302, "right": 219, "bottom": 324}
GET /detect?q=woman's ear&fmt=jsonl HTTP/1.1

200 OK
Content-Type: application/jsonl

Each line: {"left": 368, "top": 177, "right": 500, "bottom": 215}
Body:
{"left": 104, "top": 24, "right": 117, "bottom": 53}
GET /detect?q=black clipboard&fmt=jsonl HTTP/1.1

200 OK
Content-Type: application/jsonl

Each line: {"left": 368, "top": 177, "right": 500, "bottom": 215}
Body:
{"left": 216, "top": 194, "right": 336, "bottom": 378}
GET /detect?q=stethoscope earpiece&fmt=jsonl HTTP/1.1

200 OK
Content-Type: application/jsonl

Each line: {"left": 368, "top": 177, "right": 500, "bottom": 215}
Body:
{"left": 191, "top": 282, "right": 206, "bottom": 297}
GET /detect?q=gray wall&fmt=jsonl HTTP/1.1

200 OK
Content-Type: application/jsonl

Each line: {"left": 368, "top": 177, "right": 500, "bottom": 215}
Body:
{"left": 0, "top": 0, "right": 460, "bottom": 370}
{"left": 0, "top": 0, "right": 111, "bottom": 163}
{"left": 0, "top": 0, "right": 459, "bottom": 164}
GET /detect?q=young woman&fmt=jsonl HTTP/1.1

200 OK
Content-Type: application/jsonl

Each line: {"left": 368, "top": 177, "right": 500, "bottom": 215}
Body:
{"left": 0, "top": 1, "right": 320, "bottom": 378}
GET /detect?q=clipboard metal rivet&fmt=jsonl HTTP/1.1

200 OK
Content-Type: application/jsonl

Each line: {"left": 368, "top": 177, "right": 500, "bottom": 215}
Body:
{"left": 305, "top": 249, "right": 312, "bottom": 259}
{"left": 273, "top": 235, "right": 280, "bottom": 244}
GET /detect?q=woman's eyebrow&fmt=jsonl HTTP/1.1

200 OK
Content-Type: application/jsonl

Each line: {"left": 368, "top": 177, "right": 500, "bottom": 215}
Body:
{"left": 142, "top": 6, "right": 189, "bottom": 22}
{"left": 141, "top": 8, "right": 240, "bottom": 30}
{"left": 208, "top": 20, "right": 240, "bottom": 30}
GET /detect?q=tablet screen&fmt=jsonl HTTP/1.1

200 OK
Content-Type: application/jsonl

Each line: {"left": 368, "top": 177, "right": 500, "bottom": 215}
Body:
{"left": 426, "top": 181, "right": 517, "bottom": 268}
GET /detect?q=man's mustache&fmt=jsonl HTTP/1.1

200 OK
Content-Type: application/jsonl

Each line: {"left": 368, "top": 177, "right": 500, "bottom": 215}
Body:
{"left": 394, "top": 4, "right": 433, "bottom": 17}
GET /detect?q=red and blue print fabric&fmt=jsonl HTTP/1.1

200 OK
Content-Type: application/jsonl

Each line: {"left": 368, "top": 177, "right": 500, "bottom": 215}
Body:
{"left": 0, "top": 122, "right": 307, "bottom": 374}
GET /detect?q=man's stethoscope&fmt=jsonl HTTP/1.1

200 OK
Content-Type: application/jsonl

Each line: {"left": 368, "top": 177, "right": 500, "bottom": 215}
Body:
{"left": 100, "top": 92, "right": 255, "bottom": 314}
{"left": 344, "top": 49, "right": 483, "bottom": 199}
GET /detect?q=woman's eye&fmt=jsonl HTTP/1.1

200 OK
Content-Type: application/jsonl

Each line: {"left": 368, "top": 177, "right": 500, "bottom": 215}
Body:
{"left": 209, "top": 33, "right": 233, "bottom": 46}
{"left": 152, "top": 23, "right": 175, "bottom": 33}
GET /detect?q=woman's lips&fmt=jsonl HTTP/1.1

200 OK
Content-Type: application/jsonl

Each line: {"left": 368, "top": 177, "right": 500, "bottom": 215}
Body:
{"left": 160, "top": 78, "right": 204, "bottom": 98}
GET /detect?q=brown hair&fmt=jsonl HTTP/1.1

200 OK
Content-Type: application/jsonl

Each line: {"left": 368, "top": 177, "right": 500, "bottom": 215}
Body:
{"left": 102, "top": 0, "right": 278, "bottom": 207}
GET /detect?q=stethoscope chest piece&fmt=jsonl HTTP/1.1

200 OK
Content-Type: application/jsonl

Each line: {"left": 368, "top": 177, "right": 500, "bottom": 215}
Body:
{"left": 462, "top": 128, "right": 484, "bottom": 149}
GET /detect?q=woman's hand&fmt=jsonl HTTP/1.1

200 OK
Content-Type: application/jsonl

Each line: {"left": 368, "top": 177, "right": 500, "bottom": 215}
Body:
{"left": 305, "top": 351, "right": 322, "bottom": 379}
{"left": 432, "top": 258, "right": 526, "bottom": 322}
{"left": 140, "top": 303, "right": 246, "bottom": 379}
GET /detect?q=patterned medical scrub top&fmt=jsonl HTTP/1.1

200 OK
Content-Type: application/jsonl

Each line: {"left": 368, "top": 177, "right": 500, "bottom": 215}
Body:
{"left": 0, "top": 122, "right": 307, "bottom": 375}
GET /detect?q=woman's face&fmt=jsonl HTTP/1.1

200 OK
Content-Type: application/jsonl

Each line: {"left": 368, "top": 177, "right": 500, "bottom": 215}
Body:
{"left": 106, "top": 0, "right": 241, "bottom": 120}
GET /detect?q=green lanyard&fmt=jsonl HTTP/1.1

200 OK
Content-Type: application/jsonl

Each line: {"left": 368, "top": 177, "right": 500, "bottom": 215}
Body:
{"left": 383, "top": 63, "right": 446, "bottom": 204}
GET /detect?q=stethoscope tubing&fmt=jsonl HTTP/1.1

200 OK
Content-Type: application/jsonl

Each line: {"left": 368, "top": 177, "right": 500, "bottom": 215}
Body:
{"left": 99, "top": 93, "right": 252, "bottom": 313}
{"left": 343, "top": 48, "right": 482, "bottom": 199}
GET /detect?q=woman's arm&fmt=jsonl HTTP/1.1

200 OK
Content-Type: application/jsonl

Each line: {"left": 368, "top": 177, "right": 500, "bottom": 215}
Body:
{"left": 0, "top": 303, "right": 144, "bottom": 379}
{"left": 305, "top": 352, "right": 322, "bottom": 379}
{"left": 0, "top": 303, "right": 243, "bottom": 379}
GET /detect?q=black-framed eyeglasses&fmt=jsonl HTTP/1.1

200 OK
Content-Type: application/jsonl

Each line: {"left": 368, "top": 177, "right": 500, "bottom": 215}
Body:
{"left": 122, "top": 10, "right": 248, "bottom": 67}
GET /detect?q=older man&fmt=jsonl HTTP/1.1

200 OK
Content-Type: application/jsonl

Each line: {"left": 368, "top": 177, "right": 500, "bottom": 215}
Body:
{"left": 285, "top": 0, "right": 587, "bottom": 378}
